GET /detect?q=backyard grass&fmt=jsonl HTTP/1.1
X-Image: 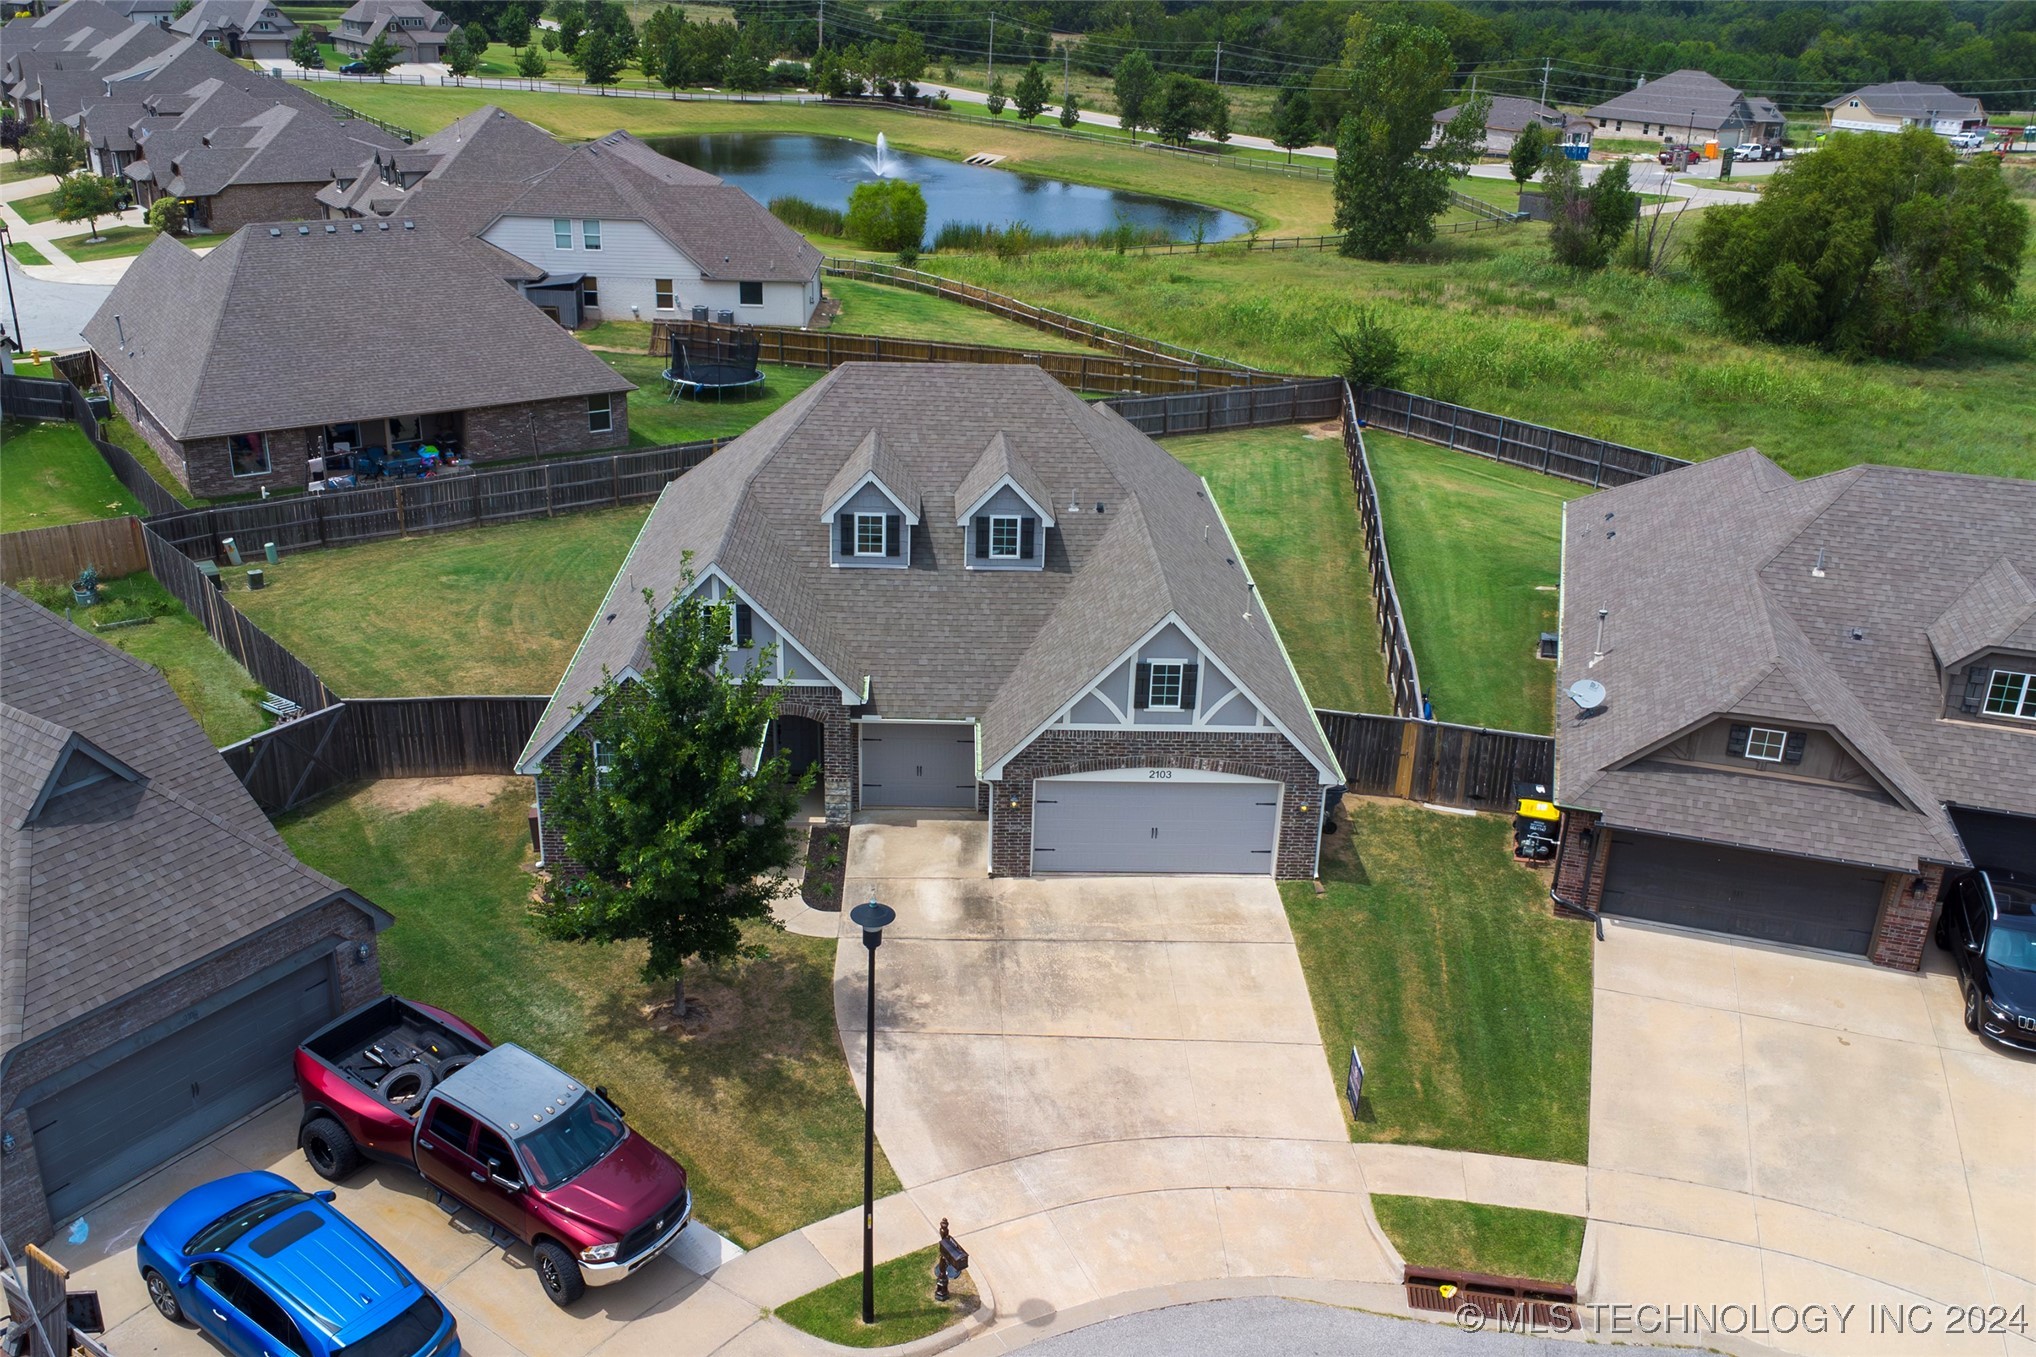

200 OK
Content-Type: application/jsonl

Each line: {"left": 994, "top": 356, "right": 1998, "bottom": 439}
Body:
{"left": 825, "top": 276, "right": 1095, "bottom": 351}
{"left": 1167, "top": 424, "right": 1391, "bottom": 715}
{"left": 280, "top": 780, "right": 896, "bottom": 1246}
{"left": 1372, "top": 1196, "right": 1587, "bottom": 1285}
{"left": 98, "top": 414, "right": 200, "bottom": 507}
{"left": 1286, "top": 800, "right": 1592, "bottom": 1164}
{"left": 6, "top": 241, "right": 51, "bottom": 266}
{"left": 230, "top": 506, "right": 650, "bottom": 696}
{"left": 774, "top": 1244, "right": 977, "bottom": 1348}
{"left": 48, "top": 225, "right": 158, "bottom": 262}
{"left": 1365, "top": 432, "right": 1583, "bottom": 734}
{"left": 605, "top": 356, "right": 827, "bottom": 445}
{"left": 0, "top": 418, "right": 143, "bottom": 529}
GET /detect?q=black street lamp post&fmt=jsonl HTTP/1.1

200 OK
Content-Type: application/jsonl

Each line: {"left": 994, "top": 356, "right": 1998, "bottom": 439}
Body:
{"left": 850, "top": 897, "right": 896, "bottom": 1327}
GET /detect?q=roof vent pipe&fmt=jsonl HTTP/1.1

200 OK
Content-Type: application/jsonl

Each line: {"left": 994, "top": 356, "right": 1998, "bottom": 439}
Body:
{"left": 1812, "top": 546, "right": 1827, "bottom": 578}
{"left": 1591, "top": 608, "right": 1609, "bottom": 665}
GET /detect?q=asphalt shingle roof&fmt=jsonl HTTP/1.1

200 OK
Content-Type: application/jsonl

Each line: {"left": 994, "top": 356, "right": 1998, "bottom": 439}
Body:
{"left": 518, "top": 365, "right": 1339, "bottom": 781}
{"left": 1588, "top": 69, "right": 1769, "bottom": 132}
{"left": 0, "top": 589, "right": 387, "bottom": 1063}
{"left": 955, "top": 432, "right": 1055, "bottom": 523}
{"left": 1824, "top": 82, "right": 1985, "bottom": 121}
{"left": 1556, "top": 450, "right": 2036, "bottom": 874}
{"left": 83, "top": 221, "right": 633, "bottom": 440}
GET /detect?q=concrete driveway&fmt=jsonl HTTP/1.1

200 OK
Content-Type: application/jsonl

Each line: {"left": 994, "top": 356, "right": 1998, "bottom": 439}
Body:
{"left": 1582, "top": 921, "right": 2036, "bottom": 1356}
{"left": 833, "top": 814, "right": 1396, "bottom": 1333}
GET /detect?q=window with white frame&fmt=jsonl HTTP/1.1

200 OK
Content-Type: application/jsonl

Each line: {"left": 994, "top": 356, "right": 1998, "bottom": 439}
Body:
{"left": 582, "top": 219, "right": 601, "bottom": 250}
{"left": 854, "top": 513, "right": 887, "bottom": 556}
{"left": 654, "top": 279, "right": 674, "bottom": 310}
{"left": 988, "top": 515, "right": 1020, "bottom": 558}
{"left": 1742, "top": 726, "right": 1787, "bottom": 762}
{"left": 1985, "top": 669, "right": 2035, "bottom": 719}
{"left": 587, "top": 393, "right": 613, "bottom": 433}
{"left": 228, "top": 432, "right": 270, "bottom": 477}
{"left": 552, "top": 217, "right": 571, "bottom": 248}
{"left": 1147, "top": 661, "right": 1185, "bottom": 710}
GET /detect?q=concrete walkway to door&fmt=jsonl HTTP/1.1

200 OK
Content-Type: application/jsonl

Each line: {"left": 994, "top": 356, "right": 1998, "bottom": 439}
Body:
{"left": 832, "top": 813, "right": 1399, "bottom": 1342}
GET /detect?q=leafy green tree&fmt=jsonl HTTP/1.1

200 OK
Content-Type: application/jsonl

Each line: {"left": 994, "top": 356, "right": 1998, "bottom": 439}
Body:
{"left": 21, "top": 119, "right": 88, "bottom": 180}
{"left": 535, "top": 580, "right": 810, "bottom": 1015}
{"left": 1507, "top": 120, "right": 1549, "bottom": 190}
{"left": 844, "top": 178, "right": 926, "bottom": 252}
{"left": 146, "top": 196, "right": 185, "bottom": 237}
{"left": 171, "top": 0, "right": 193, "bottom": 17}
{"left": 1208, "top": 90, "right": 1230, "bottom": 144}
{"left": 984, "top": 71, "right": 1007, "bottom": 116}
{"left": 1013, "top": 63, "right": 1049, "bottom": 122}
{"left": 460, "top": 19, "right": 488, "bottom": 49}
{"left": 539, "top": 29, "right": 559, "bottom": 52}
{"left": 288, "top": 30, "right": 320, "bottom": 68}
{"left": 444, "top": 27, "right": 479, "bottom": 78}
{"left": 1539, "top": 147, "right": 1596, "bottom": 268}
{"left": 1270, "top": 74, "right": 1314, "bottom": 163}
{"left": 1148, "top": 73, "right": 1221, "bottom": 147}
{"left": 360, "top": 32, "right": 401, "bottom": 75}
{"left": 51, "top": 174, "right": 123, "bottom": 241}
{"left": 1058, "top": 90, "right": 1081, "bottom": 128}
{"left": 890, "top": 30, "right": 926, "bottom": 99}
{"left": 1586, "top": 159, "right": 1639, "bottom": 255}
{"left": 1690, "top": 128, "right": 2028, "bottom": 359}
{"left": 676, "top": 20, "right": 733, "bottom": 87}
{"left": 723, "top": 32, "right": 770, "bottom": 91}
{"left": 1330, "top": 305, "right": 1405, "bottom": 388}
{"left": 575, "top": 29, "right": 623, "bottom": 88}
{"left": 1112, "top": 49, "right": 1154, "bottom": 141}
{"left": 1332, "top": 21, "right": 1485, "bottom": 260}
{"left": 547, "top": 0, "right": 585, "bottom": 54}
{"left": 516, "top": 44, "right": 548, "bottom": 77}
{"left": 638, "top": 4, "right": 685, "bottom": 78}
{"left": 494, "top": 6, "right": 531, "bottom": 50}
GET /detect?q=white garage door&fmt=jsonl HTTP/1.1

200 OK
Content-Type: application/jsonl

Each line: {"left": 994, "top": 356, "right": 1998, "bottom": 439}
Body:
{"left": 859, "top": 722, "right": 977, "bottom": 808}
{"left": 1031, "top": 772, "right": 1280, "bottom": 874}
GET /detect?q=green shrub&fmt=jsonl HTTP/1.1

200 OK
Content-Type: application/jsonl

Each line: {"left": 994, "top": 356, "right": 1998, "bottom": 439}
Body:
{"left": 844, "top": 179, "right": 927, "bottom": 254}
{"left": 13, "top": 577, "right": 72, "bottom": 612}
{"left": 769, "top": 195, "right": 847, "bottom": 237}
{"left": 1330, "top": 306, "right": 1406, "bottom": 389}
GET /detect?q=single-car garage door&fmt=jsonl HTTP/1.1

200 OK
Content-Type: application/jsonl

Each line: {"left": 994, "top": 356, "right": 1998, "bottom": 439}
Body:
{"left": 1599, "top": 832, "right": 1885, "bottom": 954}
{"left": 859, "top": 722, "right": 977, "bottom": 808}
{"left": 29, "top": 960, "right": 334, "bottom": 1219}
{"left": 1032, "top": 772, "right": 1280, "bottom": 874}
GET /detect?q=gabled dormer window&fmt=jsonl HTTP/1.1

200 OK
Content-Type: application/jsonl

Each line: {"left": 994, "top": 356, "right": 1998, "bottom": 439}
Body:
{"left": 846, "top": 512, "right": 898, "bottom": 558}
{"left": 1727, "top": 723, "right": 1804, "bottom": 765}
{"left": 1986, "top": 669, "right": 2035, "bottom": 719}
{"left": 821, "top": 430, "right": 917, "bottom": 569}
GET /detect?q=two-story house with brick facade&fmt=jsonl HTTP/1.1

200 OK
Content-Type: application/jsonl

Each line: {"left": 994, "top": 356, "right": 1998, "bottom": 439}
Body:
{"left": 83, "top": 220, "right": 634, "bottom": 498}
{"left": 1550, "top": 450, "right": 2036, "bottom": 971}
{"left": 518, "top": 364, "right": 1344, "bottom": 879}
{"left": 0, "top": 588, "right": 392, "bottom": 1249}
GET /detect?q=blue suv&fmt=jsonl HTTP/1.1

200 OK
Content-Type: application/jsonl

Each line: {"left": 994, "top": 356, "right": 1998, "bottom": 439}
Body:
{"left": 138, "top": 1172, "right": 459, "bottom": 1357}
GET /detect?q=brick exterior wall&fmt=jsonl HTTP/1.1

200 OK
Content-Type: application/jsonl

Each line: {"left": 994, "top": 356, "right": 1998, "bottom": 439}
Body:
{"left": 0, "top": 898, "right": 383, "bottom": 1248}
{"left": 988, "top": 728, "right": 1325, "bottom": 879}
{"left": 205, "top": 182, "right": 329, "bottom": 233}
{"left": 1552, "top": 810, "right": 1608, "bottom": 917}
{"left": 1869, "top": 861, "right": 1944, "bottom": 971}
{"left": 463, "top": 394, "right": 629, "bottom": 463}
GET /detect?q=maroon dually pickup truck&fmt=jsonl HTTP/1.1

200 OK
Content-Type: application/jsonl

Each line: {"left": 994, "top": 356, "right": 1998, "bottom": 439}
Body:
{"left": 294, "top": 997, "right": 691, "bottom": 1306}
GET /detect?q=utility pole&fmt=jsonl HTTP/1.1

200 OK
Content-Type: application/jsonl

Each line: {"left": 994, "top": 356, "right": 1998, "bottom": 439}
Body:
{"left": 816, "top": 0, "right": 822, "bottom": 53}
{"left": 987, "top": 13, "right": 994, "bottom": 80}
{"left": 1539, "top": 57, "right": 1551, "bottom": 109}
{"left": 1213, "top": 40, "right": 1222, "bottom": 87}
{"left": 1062, "top": 43, "right": 1069, "bottom": 102}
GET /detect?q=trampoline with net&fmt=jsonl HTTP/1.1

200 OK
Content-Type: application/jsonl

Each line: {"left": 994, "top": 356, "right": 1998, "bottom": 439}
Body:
{"left": 665, "top": 330, "right": 766, "bottom": 402}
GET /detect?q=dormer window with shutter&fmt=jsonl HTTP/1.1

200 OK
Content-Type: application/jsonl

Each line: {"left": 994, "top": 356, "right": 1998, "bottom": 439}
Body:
{"left": 820, "top": 429, "right": 919, "bottom": 570}
{"left": 956, "top": 432, "right": 1054, "bottom": 572}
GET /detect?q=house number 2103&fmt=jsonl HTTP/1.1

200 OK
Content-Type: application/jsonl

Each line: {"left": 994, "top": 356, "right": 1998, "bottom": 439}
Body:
{"left": 1147, "top": 769, "right": 1173, "bottom": 779}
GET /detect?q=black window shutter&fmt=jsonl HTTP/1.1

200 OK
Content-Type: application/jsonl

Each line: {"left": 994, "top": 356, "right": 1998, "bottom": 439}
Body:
{"left": 1962, "top": 667, "right": 1986, "bottom": 713}
{"left": 973, "top": 515, "right": 990, "bottom": 560}
{"left": 1019, "top": 518, "right": 1036, "bottom": 560}
{"left": 1726, "top": 724, "right": 1749, "bottom": 757}
{"left": 1179, "top": 664, "right": 1198, "bottom": 709}
{"left": 1133, "top": 662, "right": 1152, "bottom": 710}
{"left": 838, "top": 513, "right": 853, "bottom": 555}
{"left": 885, "top": 514, "right": 901, "bottom": 557}
{"left": 734, "top": 602, "right": 753, "bottom": 648}
{"left": 1782, "top": 731, "right": 1807, "bottom": 764}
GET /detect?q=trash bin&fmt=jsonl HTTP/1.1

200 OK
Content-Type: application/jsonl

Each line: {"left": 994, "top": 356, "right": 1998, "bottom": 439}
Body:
{"left": 264, "top": 541, "right": 279, "bottom": 564}
{"left": 246, "top": 568, "right": 265, "bottom": 590}
{"left": 692, "top": 304, "right": 710, "bottom": 323}
{"left": 222, "top": 536, "right": 241, "bottom": 566}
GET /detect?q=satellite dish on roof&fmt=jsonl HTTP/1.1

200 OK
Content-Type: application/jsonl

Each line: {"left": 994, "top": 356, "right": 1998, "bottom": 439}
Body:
{"left": 1566, "top": 678, "right": 1607, "bottom": 713}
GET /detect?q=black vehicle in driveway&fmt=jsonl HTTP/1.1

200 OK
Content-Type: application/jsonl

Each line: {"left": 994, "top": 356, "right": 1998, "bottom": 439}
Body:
{"left": 339, "top": 60, "right": 371, "bottom": 74}
{"left": 1937, "top": 868, "right": 2036, "bottom": 1051}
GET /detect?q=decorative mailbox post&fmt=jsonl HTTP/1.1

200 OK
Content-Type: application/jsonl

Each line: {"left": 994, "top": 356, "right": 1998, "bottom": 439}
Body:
{"left": 933, "top": 1219, "right": 969, "bottom": 1303}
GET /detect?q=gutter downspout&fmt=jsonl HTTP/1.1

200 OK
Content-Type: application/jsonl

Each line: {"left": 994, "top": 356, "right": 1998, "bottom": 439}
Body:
{"left": 1549, "top": 813, "right": 1605, "bottom": 942}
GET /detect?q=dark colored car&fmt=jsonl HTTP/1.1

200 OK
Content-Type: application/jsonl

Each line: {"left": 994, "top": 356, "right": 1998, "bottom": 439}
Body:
{"left": 1937, "top": 868, "right": 2036, "bottom": 1052}
{"left": 339, "top": 60, "right": 371, "bottom": 74}
{"left": 296, "top": 997, "right": 691, "bottom": 1307}
{"left": 1658, "top": 144, "right": 1703, "bottom": 169}
{"left": 138, "top": 1171, "right": 459, "bottom": 1357}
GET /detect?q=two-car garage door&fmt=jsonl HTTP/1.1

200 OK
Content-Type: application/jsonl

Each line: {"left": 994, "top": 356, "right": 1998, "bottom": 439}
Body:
{"left": 1031, "top": 772, "right": 1281, "bottom": 874}
{"left": 1599, "top": 832, "right": 1886, "bottom": 955}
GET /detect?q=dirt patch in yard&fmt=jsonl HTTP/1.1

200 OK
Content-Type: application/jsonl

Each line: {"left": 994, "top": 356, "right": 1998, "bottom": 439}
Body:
{"left": 361, "top": 776, "right": 520, "bottom": 814}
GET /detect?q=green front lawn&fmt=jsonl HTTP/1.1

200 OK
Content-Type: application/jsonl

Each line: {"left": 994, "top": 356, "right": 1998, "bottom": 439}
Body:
{"left": 280, "top": 781, "right": 895, "bottom": 1246}
{"left": 0, "top": 418, "right": 143, "bottom": 529}
{"left": 49, "top": 225, "right": 159, "bottom": 262}
{"left": 1287, "top": 800, "right": 1592, "bottom": 1164}
{"left": 775, "top": 1244, "right": 976, "bottom": 1348}
{"left": 231, "top": 506, "right": 649, "bottom": 696}
{"left": 1, "top": 159, "right": 49, "bottom": 185}
{"left": 7, "top": 189, "right": 59, "bottom": 223}
{"left": 1365, "top": 432, "right": 1585, "bottom": 734}
{"left": 1168, "top": 424, "right": 1391, "bottom": 715}
{"left": 1373, "top": 1196, "right": 1586, "bottom": 1285}
{"left": 6, "top": 240, "right": 51, "bottom": 265}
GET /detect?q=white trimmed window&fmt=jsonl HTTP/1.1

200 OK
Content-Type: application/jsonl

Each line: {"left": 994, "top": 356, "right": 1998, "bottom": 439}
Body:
{"left": 1743, "top": 726, "right": 1787, "bottom": 762}
{"left": 552, "top": 217, "right": 571, "bottom": 248}
{"left": 989, "top": 515, "right": 1020, "bottom": 559}
{"left": 654, "top": 279, "right": 674, "bottom": 310}
{"left": 1147, "top": 661, "right": 1185, "bottom": 711}
{"left": 587, "top": 393, "right": 613, "bottom": 433}
{"left": 854, "top": 513, "right": 887, "bottom": 556}
{"left": 1985, "top": 669, "right": 2035, "bottom": 720}
{"left": 582, "top": 219, "right": 601, "bottom": 250}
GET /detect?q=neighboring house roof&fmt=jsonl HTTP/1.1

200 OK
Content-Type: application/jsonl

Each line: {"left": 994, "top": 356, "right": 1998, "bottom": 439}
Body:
{"left": 1587, "top": 69, "right": 1769, "bottom": 131}
{"left": 4, "top": 10, "right": 180, "bottom": 120}
{"left": 517, "top": 364, "right": 1340, "bottom": 783}
{"left": 339, "top": 0, "right": 449, "bottom": 23}
{"left": 1823, "top": 81, "right": 1985, "bottom": 122}
{"left": 1434, "top": 96, "right": 1575, "bottom": 135}
{"left": 169, "top": 0, "right": 300, "bottom": 42}
{"left": 126, "top": 82, "right": 394, "bottom": 195}
{"left": 0, "top": 589, "right": 390, "bottom": 1064}
{"left": 1555, "top": 450, "right": 2036, "bottom": 874}
{"left": 83, "top": 222, "right": 633, "bottom": 441}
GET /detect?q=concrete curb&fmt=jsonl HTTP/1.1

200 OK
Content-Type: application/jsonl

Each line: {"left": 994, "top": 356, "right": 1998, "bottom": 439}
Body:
{"left": 765, "top": 1260, "right": 997, "bottom": 1356}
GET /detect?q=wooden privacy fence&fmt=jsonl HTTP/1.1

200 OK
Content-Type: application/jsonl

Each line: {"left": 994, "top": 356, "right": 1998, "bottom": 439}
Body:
{"left": 1317, "top": 709, "right": 1553, "bottom": 812}
{"left": 1108, "top": 380, "right": 1344, "bottom": 436}
{"left": 147, "top": 441, "right": 718, "bottom": 560}
{"left": 219, "top": 696, "right": 550, "bottom": 813}
{"left": 143, "top": 525, "right": 336, "bottom": 714}
{"left": 1341, "top": 384, "right": 1423, "bottom": 719}
{"left": 1353, "top": 385, "right": 1688, "bottom": 488}
{"left": 1, "top": 515, "right": 147, "bottom": 586}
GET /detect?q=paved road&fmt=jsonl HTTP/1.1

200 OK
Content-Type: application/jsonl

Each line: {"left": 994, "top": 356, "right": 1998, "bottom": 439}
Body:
{"left": 1, "top": 255, "right": 111, "bottom": 352}
{"left": 1017, "top": 1297, "right": 1681, "bottom": 1357}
